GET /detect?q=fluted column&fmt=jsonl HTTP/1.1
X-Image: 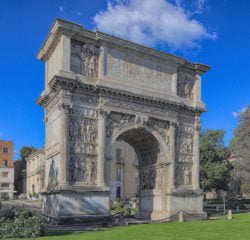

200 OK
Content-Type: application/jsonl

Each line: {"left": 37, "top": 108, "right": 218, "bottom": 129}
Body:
{"left": 169, "top": 122, "right": 176, "bottom": 190}
{"left": 192, "top": 114, "right": 201, "bottom": 189}
{"left": 97, "top": 109, "right": 107, "bottom": 186}
{"left": 59, "top": 102, "right": 70, "bottom": 185}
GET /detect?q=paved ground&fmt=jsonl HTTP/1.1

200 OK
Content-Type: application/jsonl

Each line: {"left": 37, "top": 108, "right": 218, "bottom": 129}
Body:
{"left": 0, "top": 199, "right": 42, "bottom": 212}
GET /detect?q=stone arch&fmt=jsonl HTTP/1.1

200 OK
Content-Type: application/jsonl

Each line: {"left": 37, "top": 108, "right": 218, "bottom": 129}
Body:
{"left": 106, "top": 120, "right": 170, "bottom": 219}
{"left": 38, "top": 19, "right": 209, "bottom": 223}
{"left": 111, "top": 124, "right": 169, "bottom": 162}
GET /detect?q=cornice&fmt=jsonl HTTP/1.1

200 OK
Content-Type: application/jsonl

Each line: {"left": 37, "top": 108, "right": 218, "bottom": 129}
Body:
{"left": 37, "top": 75, "right": 206, "bottom": 114}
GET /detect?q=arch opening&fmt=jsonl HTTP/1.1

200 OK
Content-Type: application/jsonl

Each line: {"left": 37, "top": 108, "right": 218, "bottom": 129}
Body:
{"left": 108, "top": 127, "right": 165, "bottom": 219}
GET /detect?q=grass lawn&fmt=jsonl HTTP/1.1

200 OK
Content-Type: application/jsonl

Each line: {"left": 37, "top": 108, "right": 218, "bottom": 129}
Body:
{"left": 12, "top": 213, "right": 250, "bottom": 240}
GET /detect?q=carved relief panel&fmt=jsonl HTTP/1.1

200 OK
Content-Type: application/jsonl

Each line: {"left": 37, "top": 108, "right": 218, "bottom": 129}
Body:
{"left": 175, "top": 123, "right": 194, "bottom": 163}
{"left": 70, "top": 40, "right": 99, "bottom": 78}
{"left": 177, "top": 71, "right": 195, "bottom": 100}
{"left": 175, "top": 164, "right": 192, "bottom": 187}
{"left": 106, "top": 112, "right": 135, "bottom": 138}
{"left": 47, "top": 155, "right": 59, "bottom": 190}
{"left": 68, "top": 107, "right": 98, "bottom": 184}
{"left": 175, "top": 121, "right": 194, "bottom": 188}
{"left": 140, "top": 166, "right": 164, "bottom": 190}
{"left": 106, "top": 48, "right": 174, "bottom": 93}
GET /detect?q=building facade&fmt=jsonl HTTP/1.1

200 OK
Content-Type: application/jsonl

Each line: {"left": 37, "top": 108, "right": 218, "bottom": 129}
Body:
{"left": 0, "top": 140, "right": 15, "bottom": 200}
{"left": 14, "top": 159, "right": 26, "bottom": 197}
{"left": 110, "top": 141, "right": 139, "bottom": 201}
{"left": 26, "top": 149, "right": 45, "bottom": 198}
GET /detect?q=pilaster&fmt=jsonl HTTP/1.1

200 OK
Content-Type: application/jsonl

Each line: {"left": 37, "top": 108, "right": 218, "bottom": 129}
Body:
{"left": 169, "top": 122, "right": 176, "bottom": 190}
{"left": 97, "top": 109, "right": 107, "bottom": 186}
{"left": 59, "top": 102, "right": 71, "bottom": 184}
{"left": 192, "top": 114, "right": 201, "bottom": 189}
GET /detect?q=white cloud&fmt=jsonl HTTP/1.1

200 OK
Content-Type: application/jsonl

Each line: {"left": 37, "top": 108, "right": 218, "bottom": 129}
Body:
{"left": 76, "top": 11, "right": 83, "bottom": 16}
{"left": 195, "top": 0, "right": 207, "bottom": 13}
{"left": 232, "top": 107, "right": 247, "bottom": 118}
{"left": 232, "top": 112, "right": 238, "bottom": 118}
{"left": 93, "top": 0, "right": 216, "bottom": 50}
{"left": 59, "top": 6, "right": 64, "bottom": 12}
{"left": 59, "top": 5, "right": 82, "bottom": 16}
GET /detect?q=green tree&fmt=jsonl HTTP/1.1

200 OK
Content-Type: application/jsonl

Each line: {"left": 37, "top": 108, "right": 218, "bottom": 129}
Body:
{"left": 230, "top": 105, "right": 250, "bottom": 195}
{"left": 20, "top": 146, "right": 37, "bottom": 160}
{"left": 199, "top": 129, "right": 231, "bottom": 193}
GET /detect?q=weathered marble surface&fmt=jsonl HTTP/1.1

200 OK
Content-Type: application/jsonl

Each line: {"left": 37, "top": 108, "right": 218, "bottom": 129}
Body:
{"left": 37, "top": 18, "right": 210, "bottom": 222}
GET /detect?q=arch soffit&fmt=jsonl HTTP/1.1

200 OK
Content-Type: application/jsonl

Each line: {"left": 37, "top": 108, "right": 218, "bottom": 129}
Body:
{"left": 110, "top": 124, "right": 169, "bottom": 161}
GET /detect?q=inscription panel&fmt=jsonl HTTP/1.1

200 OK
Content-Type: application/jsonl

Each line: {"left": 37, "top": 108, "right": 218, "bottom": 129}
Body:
{"left": 106, "top": 48, "right": 175, "bottom": 93}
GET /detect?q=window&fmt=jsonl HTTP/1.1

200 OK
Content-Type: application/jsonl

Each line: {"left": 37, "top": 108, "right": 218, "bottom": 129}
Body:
{"left": 116, "top": 148, "right": 122, "bottom": 163}
{"left": 3, "top": 148, "right": 8, "bottom": 153}
{"left": 116, "top": 187, "right": 121, "bottom": 201}
{"left": 3, "top": 160, "right": 8, "bottom": 168}
{"left": 2, "top": 172, "right": 8, "bottom": 177}
{"left": 1, "top": 183, "right": 9, "bottom": 188}
{"left": 0, "top": 192, "right": 9, "bottom": 200}
{"left": 116, "top": 168, "right": 121, "bottom": 181}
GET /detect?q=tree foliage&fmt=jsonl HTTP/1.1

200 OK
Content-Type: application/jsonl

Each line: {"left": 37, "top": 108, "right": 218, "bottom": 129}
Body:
{"left": 199, "top": 129, "right": 231, "bottom": 193}
{"left": 20, "top": 146, "right": 37, "bottom": 160}
{"left": 230, "top": 105, "right": 250, "bottom": 195}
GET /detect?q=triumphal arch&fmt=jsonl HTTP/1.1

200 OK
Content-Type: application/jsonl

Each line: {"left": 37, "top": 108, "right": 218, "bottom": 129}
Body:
{"left": 37, "top": 19, "right": 210, "bottom": 222}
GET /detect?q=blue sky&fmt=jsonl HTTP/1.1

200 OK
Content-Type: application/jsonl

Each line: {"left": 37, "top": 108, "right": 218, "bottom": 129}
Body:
{"left": 0, "top": 0, "right": 249, "bottom": 159}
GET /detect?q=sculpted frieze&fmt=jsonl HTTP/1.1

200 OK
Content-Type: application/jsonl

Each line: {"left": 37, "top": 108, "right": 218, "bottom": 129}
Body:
{"left": 70, "top": 41, "right": 99, "bottom": 78}
{"left": 106, "top": 48, "right": 173, "bottom": 92}
{"left": 177, "top": 71, "right": 195, "bottom": 100}
{"left": 69, "top": 107, "right": 98, "bottom": 118}
{"left": 69, "top": 117, "right": 98, "bottom": 144}
{"left": 69, "top": 154, "right": 97, "bottom": 184}
{"left": 105, "top": 111, "right": 169, "bottom": 144}
{"left": 71, "top": 94, "right": 98, "bottom": 105}
{"left": 178, "top": 112, "right": 195, "bottom": 124}
{"left": 106, "top": 112, "right": 135, "bottom": 137}
{"left": 175, "top": 124, "right": 194, "bottom": 163}
{"left": 147, "top": 118, "right": 169, "bottom": 140}
{"left": 104, "top": 99, "right": 176, "bottom": 119}
{"left": 140, "top": 166, "right": 164, "bottom": 190}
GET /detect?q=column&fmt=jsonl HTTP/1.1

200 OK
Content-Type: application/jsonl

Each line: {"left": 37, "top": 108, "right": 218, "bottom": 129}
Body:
{"left": 169, "top": 122, "right": 176, "bottom": 191}
{"left": 97, "top": 109, "right": 107, "bottom": 186}
{"left": 172, "top": 71, "right": 178, "bottom": 95}
{"left": 59, "top": 102, "right": 70, "bottom": 185}
{"left": 192, "top": 114, "right": 201, "bottom": 190}
{"left": 194, "top": 73, "right": 201, "bottom": 105}
{"left": 61, "top": 34, "right": 71, "bottom": 72}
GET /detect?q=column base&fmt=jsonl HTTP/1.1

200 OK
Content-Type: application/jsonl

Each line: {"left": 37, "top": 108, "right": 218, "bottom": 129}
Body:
{"left": 166, "top": 188, "right": 207, "bottom": 221}
{"left": 44, "top": 214, "right": 114, "bottom": 226}
{"left": 42, "top": 187, "right": 110, "bottom": 224}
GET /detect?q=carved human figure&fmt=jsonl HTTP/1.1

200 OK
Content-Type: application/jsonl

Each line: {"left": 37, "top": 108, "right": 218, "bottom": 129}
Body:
{"left": 90, "top": 160, "right": 96, "bottom": 184}
{"left": 87, "top": 144, "right": 95, "bottom": 154}
{"left": 184, "top": 167, "right": 192, "bottom": 186}
{"left": 84, "top": 159, "right": 91, "bottom": 183}
{"left": 48, "top": 158, "right": 58, "bottom": 189}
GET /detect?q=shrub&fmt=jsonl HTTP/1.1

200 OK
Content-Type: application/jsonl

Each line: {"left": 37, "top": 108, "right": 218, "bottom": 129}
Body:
{"left": 0, "top": 207, "right": 44, "bottom": 239}
{"left": 111, "top": 201, "right": 124, "bottom": 210}
{"left": 32, "top": 193, "right": 40, "bottom": 199}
